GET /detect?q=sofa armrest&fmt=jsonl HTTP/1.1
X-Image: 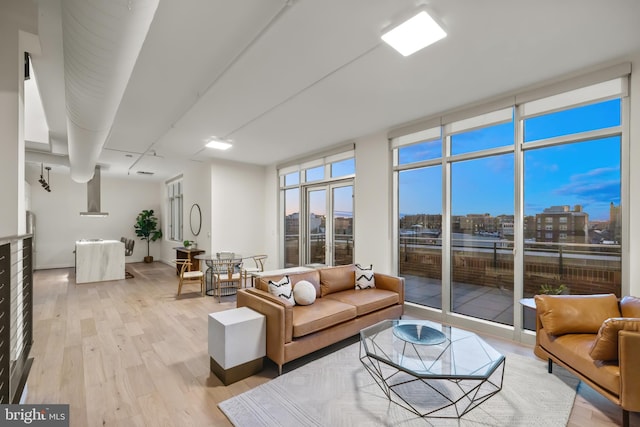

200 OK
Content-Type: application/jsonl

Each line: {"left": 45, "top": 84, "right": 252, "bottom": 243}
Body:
{"left": 374, "top": 273, "right": 405, "bottom": 305}
{"left": 619, "top": 330, "right": 640, "bottom": 411}
{"left": 236, "top": 289, "right": 294, "bottom": 366}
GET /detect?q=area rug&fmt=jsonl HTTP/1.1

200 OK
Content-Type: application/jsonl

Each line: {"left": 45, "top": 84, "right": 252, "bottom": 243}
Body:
{"left": 219, "top": 342, "right": 579, "bottom": 427}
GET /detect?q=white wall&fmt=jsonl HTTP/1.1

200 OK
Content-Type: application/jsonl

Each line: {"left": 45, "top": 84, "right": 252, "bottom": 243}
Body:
{"left": 182, "top": 161, "right": 212, "bottom": 255}
{"left": 210, "top": 159, "right": 267, "bottom": 259}
{"left": 159, "top": 159, "right": 268, "bottom": 271}
{"left": 354, "top": 132, "right": 393, "bottom": 274}
{"left": 0, "top": 2, "right": 37, "bottom": 237}
{"left": 262, "top": 165, "right": 279, "bottom": 271}
{"left": 29, "top": 168, "right": 161, "bottom": 269}
{"left": 159, "top": 161, "right": 213, "bottom": 265}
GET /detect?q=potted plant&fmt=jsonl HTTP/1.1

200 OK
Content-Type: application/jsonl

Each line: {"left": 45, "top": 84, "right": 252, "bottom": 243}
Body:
{"left": 539, "top": 283, "right": 568, "bottom": 295}
{"left": 134, "top": 209, "right": 163, "bottom": 263}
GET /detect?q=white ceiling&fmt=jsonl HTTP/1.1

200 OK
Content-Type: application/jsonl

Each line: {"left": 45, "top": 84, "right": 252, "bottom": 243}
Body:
{"left": 27, "top": 0, "right": 640, "bottom": 181}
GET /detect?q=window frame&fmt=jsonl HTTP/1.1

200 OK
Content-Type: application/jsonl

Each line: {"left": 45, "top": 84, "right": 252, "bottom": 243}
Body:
{"left": 390, "top": 68, "right": 629, "bottom": 343}
{"left": 166, "top": 178, "right": 183, "bottom": 242}
{"left": 278, "top": 148, "right": 355, "bottom": 267}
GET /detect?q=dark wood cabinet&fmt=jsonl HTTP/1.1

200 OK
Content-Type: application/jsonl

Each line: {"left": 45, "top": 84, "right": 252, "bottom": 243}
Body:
{"left": 174, "top": 247, "right": 205, "bottom": 275}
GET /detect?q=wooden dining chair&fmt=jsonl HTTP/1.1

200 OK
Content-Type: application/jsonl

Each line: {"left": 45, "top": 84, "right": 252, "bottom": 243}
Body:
{"left": 174, "top": 259, "right": 204, "bottom": 296}
{"left": 242, "top": 254, "right": 267, "bottom": 287}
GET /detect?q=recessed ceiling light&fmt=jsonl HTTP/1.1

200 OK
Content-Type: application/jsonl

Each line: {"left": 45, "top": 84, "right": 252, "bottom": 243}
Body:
{"left": 206, "top": 138, "right": 233, "bottom": 151}
{"left": 381, "top": 11, "right": 446, "bottom": 57}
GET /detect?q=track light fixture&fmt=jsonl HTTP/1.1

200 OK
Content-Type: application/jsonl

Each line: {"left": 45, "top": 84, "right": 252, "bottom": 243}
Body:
{"left": 39, "top": 164, "right": 52, "bottom": 192}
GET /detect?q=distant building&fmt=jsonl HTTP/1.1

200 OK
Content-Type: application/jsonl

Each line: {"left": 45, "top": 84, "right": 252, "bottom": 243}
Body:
{"left": 609, "top": 202, "right": 621, "bottom": 243}
{"left": 334, "top": 216, "right": 352, "bottom": 235}
{"left": 524, "top": 215, "right": 536, "bottom": 239}
{"left": 285, "top": 212, "right": 299, "bottom": 235}
{"left": 399, "top": 214, "right": 442, "bottom": 231}
{"left": 535, "top": 205, "right": 589, "bottom": 243}
{"left": 460, "top": 213, "right": 497, "bottom": 235}
{"left": 498, "top": 215, "right": 514, "bottom": 237}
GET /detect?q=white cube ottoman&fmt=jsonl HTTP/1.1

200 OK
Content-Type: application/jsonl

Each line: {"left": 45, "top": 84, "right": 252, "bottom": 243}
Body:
{"left": 208, "top": 307, "right": 266, "bottom": 385}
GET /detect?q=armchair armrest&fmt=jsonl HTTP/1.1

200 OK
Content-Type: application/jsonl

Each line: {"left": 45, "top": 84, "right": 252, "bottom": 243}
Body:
{"left": 236, "top": 289, "right": 293, "bottom": 367}
{"left": 619, "top": 330, "right": 640, "bottom": 411}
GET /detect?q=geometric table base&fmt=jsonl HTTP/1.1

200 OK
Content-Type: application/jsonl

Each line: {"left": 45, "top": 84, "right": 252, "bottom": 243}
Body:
{"left": 359, "top": 341, "right": 505, "bottom": 419}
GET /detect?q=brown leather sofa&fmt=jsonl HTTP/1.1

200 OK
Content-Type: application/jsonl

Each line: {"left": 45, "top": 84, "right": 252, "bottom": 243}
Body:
{"left": 534, "top": 294, "right": 640, "bottom": 427}
{"left": 236, "top": 264, "right": 404, "bottom": 374}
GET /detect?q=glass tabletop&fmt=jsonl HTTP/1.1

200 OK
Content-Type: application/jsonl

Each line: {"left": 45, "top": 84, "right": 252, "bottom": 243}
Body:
{"left": 360, "top": 319, "right": 504, "bottom": 379}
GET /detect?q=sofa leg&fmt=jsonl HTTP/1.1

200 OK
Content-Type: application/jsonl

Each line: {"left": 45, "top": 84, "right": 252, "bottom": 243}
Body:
{"left": 278, "top": 364, "right": 282, "bottom": 376}
{"left": 622, "top": 409, "right": 629, "bottom": 427}
{"left": 548, "top": 358, "right": 553, "bottom": 373}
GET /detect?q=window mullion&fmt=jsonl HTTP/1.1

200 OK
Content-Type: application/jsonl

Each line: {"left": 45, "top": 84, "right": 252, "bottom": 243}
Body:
{"left": 523, "top": 126, "right": 622, "bottom": 151}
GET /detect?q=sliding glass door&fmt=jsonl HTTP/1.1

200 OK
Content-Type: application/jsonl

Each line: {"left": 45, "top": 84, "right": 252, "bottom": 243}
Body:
{"left": 305, "top": 182, "right": 353, "bottom": 266}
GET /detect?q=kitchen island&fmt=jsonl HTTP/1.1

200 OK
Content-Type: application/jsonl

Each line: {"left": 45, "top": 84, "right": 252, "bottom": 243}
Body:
{"left": 75, "top": 239, "right": 125, "bottom": 284}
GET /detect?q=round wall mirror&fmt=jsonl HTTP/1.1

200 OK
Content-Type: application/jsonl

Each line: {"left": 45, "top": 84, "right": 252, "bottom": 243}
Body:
{"left": 189, "top": 203, "right": 202, "bottom": 236}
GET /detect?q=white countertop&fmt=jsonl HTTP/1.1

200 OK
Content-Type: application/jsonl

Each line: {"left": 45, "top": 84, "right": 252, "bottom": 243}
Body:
{"left": 76, "top": 239, "right": 121, "bottom": 244}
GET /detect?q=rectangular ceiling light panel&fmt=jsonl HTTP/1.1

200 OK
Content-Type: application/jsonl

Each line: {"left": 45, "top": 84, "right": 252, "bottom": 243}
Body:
{"left": 206, "top": 139, "right": 233, "bottom": 150}
{"left": 381, "top": 11, "right": 446, "bottom": 56}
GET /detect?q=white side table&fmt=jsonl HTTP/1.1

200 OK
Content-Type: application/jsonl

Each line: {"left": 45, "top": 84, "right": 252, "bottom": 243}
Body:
{"left": 208, "top": 307, "right": 266, "bottom": 385}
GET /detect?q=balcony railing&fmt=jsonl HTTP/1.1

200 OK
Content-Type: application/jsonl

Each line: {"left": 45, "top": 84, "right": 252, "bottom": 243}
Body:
{"left": 0, "top": 234, "right": 33, "bottom": 403}
{"left": 400, "top": 235, "right": 621, "bottom": 297}
{"left": 285, "top": 234, "right": 353, "bottom": 267}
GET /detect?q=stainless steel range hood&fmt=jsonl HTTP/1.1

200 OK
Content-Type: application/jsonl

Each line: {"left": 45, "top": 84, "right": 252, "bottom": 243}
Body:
{"left": 80, "top": 166, "right": 109, "bottom": 217}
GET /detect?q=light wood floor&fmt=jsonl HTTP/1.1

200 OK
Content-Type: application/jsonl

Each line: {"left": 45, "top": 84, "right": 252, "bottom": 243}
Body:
{"left": 25, "top": 262, "right": 634, "bottom": 426}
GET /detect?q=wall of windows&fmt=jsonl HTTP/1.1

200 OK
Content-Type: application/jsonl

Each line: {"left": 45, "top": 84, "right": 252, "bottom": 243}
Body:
{"left": 279, "top": 148, "right": 355, "bottom": 267}
{"left": 167, "top": 179, "right": 183, "bottom": 241}
{"left": 392, "top": 67, "right": 628, "bottom": 336}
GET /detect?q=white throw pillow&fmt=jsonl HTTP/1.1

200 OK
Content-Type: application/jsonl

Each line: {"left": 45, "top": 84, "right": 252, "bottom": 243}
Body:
{"left": 355, "top": 264, "right": 375, "bottom": 290}
{"left": 268, "top": 275, "right": 295, "bottom": 305}
{"left": 293, "top": 280, "right": 316, "bottom": 305}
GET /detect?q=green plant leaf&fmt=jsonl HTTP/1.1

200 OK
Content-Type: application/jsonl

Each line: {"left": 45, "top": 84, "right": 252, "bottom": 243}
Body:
{"left": 134, "top": 209, "right": 162, "bottom": 256}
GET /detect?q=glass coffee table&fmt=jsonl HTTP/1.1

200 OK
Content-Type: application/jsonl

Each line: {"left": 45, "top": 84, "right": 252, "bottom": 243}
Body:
{"left": 359, "top": 319, "right": 505, "bottom": 419}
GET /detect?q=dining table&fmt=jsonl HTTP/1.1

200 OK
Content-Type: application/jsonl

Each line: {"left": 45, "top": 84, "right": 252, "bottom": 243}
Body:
{"left": 194, "top": 253, "right": 244, "bottom": 297}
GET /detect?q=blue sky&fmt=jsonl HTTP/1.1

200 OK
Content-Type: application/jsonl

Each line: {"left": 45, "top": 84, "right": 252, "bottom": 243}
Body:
{"left": 399, "top": 99, "right": 621, "bottom": 221}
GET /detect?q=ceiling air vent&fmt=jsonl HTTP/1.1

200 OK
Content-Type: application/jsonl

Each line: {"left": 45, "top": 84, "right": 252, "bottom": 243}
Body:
{"left": 136, "top": 171, "right": 154, "bottom": 175}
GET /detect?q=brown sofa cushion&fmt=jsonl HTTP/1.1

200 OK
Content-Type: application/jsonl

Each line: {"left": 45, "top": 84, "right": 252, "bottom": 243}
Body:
{"left": 535, "top": 294, "right": 621, "bottom": 336}
{"left": 291, "top": 299, "right": 356, "bottom": 338}
{"left": 320, "top": 265, "right": 355, "bottom": 297}
{"left": 324, "top": 289, "right": 399, "bottom": 316}
{"left": 620, "top": 296, "right": 640, "bottom": 318}
{"left": 538, "top": 330, "right": 620, "bottom": 396}
{"left": 589, "top": 318, "right": 640, "bottom": 361}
